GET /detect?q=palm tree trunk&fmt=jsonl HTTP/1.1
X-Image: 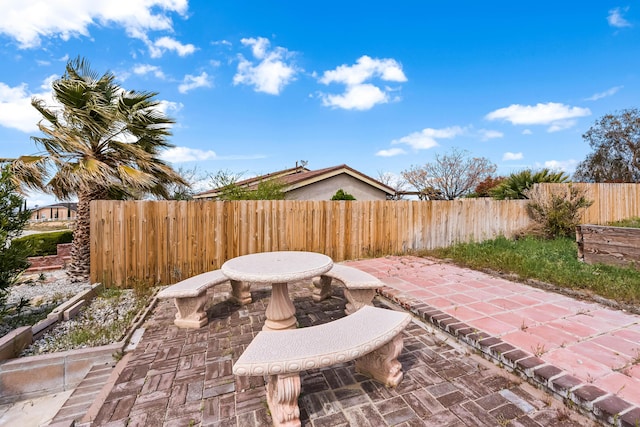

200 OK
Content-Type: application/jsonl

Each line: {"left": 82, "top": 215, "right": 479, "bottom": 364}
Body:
{"left": 67, "top": 190, "right": 101, "bottom": 282}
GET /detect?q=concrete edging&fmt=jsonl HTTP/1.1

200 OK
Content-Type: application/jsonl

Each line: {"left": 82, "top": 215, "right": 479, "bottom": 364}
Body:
{"left": 0, "top": 292, "right": 159, "bottom": 405}
{"left": 0, "top": 343, "right": 121, "bottom": 405}
{"left": 0, "top": 284, "right": 103, "bottom": 361}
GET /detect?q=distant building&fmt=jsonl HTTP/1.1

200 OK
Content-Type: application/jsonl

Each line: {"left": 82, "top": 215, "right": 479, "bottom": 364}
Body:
{"left": 30, "top": 203, "right": 78, "bottom": 222}
{"left": 194, "top": 164, "right": 395, "bottom": 201}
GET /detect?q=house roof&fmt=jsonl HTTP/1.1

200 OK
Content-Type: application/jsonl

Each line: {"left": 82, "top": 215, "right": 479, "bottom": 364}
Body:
{"left": 33, "top": 202, "right": 78, "bottom": 211}
{"left": 194, "top": 164, "right": 395, "bottom": 199}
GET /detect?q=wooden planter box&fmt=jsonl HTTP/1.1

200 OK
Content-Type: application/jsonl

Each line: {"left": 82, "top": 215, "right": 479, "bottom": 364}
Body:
{"left": 576, "top": 224, "right": 640, "bottom": 268}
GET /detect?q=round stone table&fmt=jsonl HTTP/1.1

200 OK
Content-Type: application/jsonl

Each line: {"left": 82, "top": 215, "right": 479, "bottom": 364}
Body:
{"left": 221, "top": 251, "right": 333, "bottom": 331}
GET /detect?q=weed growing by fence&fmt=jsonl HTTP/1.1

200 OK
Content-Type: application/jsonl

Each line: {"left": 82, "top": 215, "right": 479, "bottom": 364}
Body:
{"left": 524, "top": 184, "right": 592, "bottom": 238}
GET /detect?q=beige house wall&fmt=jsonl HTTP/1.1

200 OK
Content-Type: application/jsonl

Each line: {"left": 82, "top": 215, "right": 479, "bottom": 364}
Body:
{"left": 30, "top": 207, "right": 77, "bottom": 221}
{"left": 285, "top": 174, "right": 389, "bottom": 200}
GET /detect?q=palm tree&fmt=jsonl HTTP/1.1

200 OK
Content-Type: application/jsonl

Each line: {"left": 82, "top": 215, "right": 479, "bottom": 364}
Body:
{"left": 8, "top": 57, "right": 187, "bottom": 281}
{"left": 490, "top": 168, "right": 569, "bottom": 200}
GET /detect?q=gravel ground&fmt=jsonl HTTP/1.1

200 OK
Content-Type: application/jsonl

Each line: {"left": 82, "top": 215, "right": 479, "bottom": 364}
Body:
{"left": 2, "top": 269, "right": 149, "bottom": 356}
{"left": 20, "top": 288, "right": 142, "bottom": 356}
{"left": 6, "top": 270, "right": 91, "bottom": 307}
{"left": 1, "top": 270, "right": 91, "bottom": 337}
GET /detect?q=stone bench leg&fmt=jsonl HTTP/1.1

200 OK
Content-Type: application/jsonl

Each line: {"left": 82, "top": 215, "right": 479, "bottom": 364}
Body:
{"left": 312, "top": 275, "right": 332, "bottom": 302}
{"left": 267, "top": 372, "right": 301, "bottom": 427}
{"left": 355, "top": 334, "right": 404, "bottom": 387}
{"left": 344, "top": 288, "right": 376, "bottom": 315}
{"left": 229, "top": 280, "right": 252, "bottom": 305}
{"left": 173, "top": 295, "right": 208, "bottom": 328}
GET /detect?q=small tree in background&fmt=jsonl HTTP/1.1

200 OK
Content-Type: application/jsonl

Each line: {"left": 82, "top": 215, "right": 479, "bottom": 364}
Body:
{"left": 490, "top": 169, "right": 569, "bottom": 200}
{"left": 246, "top": 179, "right": 287, "bottom": 200}
{"left": 0, "top": 165, "right": 31, "bottom": 315}
{"left": 164, "top": 166, "right": 203, "bottom": 200}
{"left": 208, "top": 170, "right": 286, "bottom": 200}
{"left": 469, "top": 176, "right": 506, "bottom": 198}
{"left": 331, "top": 189, "right": 356, "bottom": 200}
{"left": 376, "top": 170, "right": 408, "bottom": 200}
{"left": 402, "top": 148, "right": 496, "bottom": 200}
{"left": 574, "top": 108, "right": 640, "bottom": 182}
{"left": 208, "top": 170, "right": 246, "bottom": 200}
{"left": 523, "top": 184, "right": 592, "bottom": 238}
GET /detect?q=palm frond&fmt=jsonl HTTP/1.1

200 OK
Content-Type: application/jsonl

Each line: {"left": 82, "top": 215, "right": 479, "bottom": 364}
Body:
{"left": 9, "top": 156, "right": 50, "bottom": 193}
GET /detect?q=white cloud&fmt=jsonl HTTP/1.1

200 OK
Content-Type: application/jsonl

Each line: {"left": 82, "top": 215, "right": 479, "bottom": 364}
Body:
{"left": 318, "top": 55, "right": 407, "bottom": 111}
{"left": 585, "top": 85, "right": 623, "bottom": 101}
{"left": 485, "top": 102, "right": 591, "bottom": 132}
{"left": 133, "top": 64, "right": 166, "bottom": 79}
{"left": 321, "top": 84, "right": 388, "bottom": 111}
{"left": 608, "top": 7, "right": 632, "bottom": 28}
{"left": 233, "top": 37, "right": 298, "bottom": 95}
{"left": 212, "top": 39, "right": 232, "bottom": 47}
{"left": 375, "top": 148, "right": 406, "bottom": 157}
{"left": 391, "top": 126, "right": 465, "bottom": 150}
{"left": 243, "top": 37, "right": 270, "bottom": 59}
{"left": 522, "top": 129, "right": 533, "bottom": 135}
{"left": 160, "top": 146, "right": 218, "bottom": 162}
{"left": 319, "top": 55, "right": 407, "bottom": 86}
{"left": 502, "top": 152, "right": 523, "bottom": 161}
{"left": 217, "top": 154, "right": 268, "bottom": 160}
{"left": 178, "top": 72, "right": 212, "bottom": 94}
{"left": 0, "top": 80, "right": 54, "bottom": 133}
{"left": 25, "top": 192, "right": 60, "bottom": 209}
{"left": 540, "top": 159, "right": 579, "bottom": 173}
{"left": 149, "top": 36, "right": 196, "bottom": 58}
{"left": 547, "top": 120, "right": 577, "bottom": 133}
{"left": 478, "top": 129, "right": 503, "bottom": 141}
{"left": 157, "top": 100, "right": 183, "bottom": 116}
{"left": 0, "top": 0, "right": 189, "bottom": 49}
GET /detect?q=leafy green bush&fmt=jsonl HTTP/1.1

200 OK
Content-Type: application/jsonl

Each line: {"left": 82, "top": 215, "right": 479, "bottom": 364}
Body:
{"left": 216, "top": 178, "right": 286, "bottom": 200}
{"left": 331, "top": 189, "right": 356, "bottom": 200}
{"left": 14, "top": 230, "right": 73, "bottom": 257}
{"left": 1, "top": 164, "right": 32, "bottom": 316}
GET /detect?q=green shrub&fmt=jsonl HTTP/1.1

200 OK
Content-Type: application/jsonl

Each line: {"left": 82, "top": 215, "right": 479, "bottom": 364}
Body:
{"left": 524, "top": 184, "right": 592, "bottom": 238}
{"left": 331, "top": 189, "right": 356, "bottom": 200}
{"left": 1, "top": 164, "right": 31, "bottom": 316}
{"left": 14, "top": 230, "right": 73, "bottom": 257}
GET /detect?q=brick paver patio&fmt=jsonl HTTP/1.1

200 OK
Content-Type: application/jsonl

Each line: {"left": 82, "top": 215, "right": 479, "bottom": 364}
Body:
{"left": 83, "top": 258, "right": 608, "bottom": 427}
{"left": 349, "top": 256, "right": 640, "bottom": 426}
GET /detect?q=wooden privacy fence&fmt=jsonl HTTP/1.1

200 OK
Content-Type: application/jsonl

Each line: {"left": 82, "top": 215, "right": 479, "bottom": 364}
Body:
{"left": 535, "top": 183, "right": 640, "bottom": 224}
{"left": 90, "top": 183, "right": 640, "bottom": 288}
{"left": 90, "top": 199, "right": 530, "bottom": 287}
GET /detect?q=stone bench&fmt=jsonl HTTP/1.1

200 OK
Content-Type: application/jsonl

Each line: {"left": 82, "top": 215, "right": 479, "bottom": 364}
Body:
{"left": 312, "top": 264, "right": 383, "bottom": 314}
{"left": 157, "top": 270, "right": 251, "bottom": 328}
{"left": 233, "top": 305, "right": 411, "bottom": 427}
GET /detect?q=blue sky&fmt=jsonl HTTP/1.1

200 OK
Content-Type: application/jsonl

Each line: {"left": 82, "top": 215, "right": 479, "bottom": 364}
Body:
{"left": 0, "top": 1, "right": 638, "bottom": 206}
